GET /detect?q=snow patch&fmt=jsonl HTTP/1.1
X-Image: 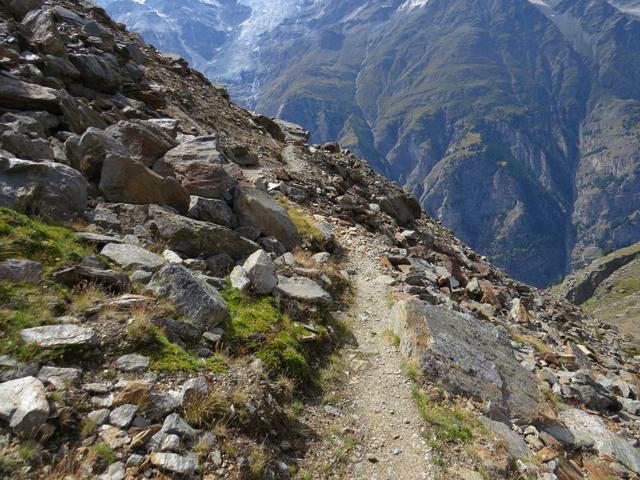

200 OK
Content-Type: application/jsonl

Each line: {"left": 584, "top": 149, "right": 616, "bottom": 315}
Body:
{"left": 399, "top": 0, "right": 430, "bottom": 10}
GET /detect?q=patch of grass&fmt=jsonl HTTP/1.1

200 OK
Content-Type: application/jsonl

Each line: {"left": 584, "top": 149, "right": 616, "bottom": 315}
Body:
{"left": 0, "top": 208, "right": 92, "bottom": 271}
{"left": 69, "top": 284, "right": 107, "bottom": 313}
{"left": 412, "top": 385, "right": 473, "bottom": 445}
{"left": 510, "top": 332, "right": 550, "bottom": 354}
{"left": 91, "top": 443, "right": 117, "bottom": 465}
{"left": 0, "top": 450, "right": 19, "bottom": 477}
{"left": 385, "top": 330, "right": 401, "bottom": 347}
{"left": 147, "top": 331, "right": 228, "bottom": 374}
{"left": 249, "top": 446, "right": 269, "bottom": 477}
{"left": 276, "top": 198, "right": 327, "bottom": 250}
{"left": 79, "top": 419, "right": 97, "bottom": 439}
{"left": 221, "top": 286, "right": 312, "bottom": 384}
{"left": 183, "top": 392, "right": 230, "bottom": 427}
{"left": 402, "top": 359, "right": 423, "bottom": 383}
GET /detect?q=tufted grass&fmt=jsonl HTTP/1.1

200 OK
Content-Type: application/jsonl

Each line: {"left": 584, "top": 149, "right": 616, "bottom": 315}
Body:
{"left": 276, "top": 197, "right": 327, "bottom": 250}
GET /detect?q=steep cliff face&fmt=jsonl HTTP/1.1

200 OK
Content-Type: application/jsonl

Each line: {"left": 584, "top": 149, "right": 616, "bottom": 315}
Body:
{"left": 96, "top": 0, "right": 640, "bottom": 288}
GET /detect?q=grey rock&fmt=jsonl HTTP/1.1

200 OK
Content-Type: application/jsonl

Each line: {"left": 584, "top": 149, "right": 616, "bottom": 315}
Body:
{"left": 480, "top": 417, "right": 532, "bottom": 457}
{"left": 0, "top": 259, "right": 42, "bottom": 283}
{"left": 37, "top": 366, "right": 81, "bottom": 389}
{"left": 0, "top": 376, "right": 49, "bottom": 436}
{"left": 109, "top": 404, "right": 138, "bottom": 428}
{"left": 130, "top": 270, "right": 153, "bottom": 284}
{"left": 161, "top": 413, "right": 198, "bottom": 439}
{"left": 115, "top": 354, "right": 149, "bottom": 372}
{"left": 234, "top": 187, "right": 300, "bottom": 250}
{"left": 96, "top": 462, "right": 126, "bottom": 480}
{"left": 145, "top": 264, "right": 228, "bottom": 330}
{"left": 101, "top": 243, "right": 165, "bottom": 271}
{"left": 88, "top": 409, "right": 110, "bottom": 426}
{"left": 187, "top": 196, "right": 237, "bottom": 228}
{"left": 146, "top": 391, "right": 181, "bottom": 420}
{"left": 243, "top": 249, "right": 278, "bottom": 294}
{"left": 559, "top": 408, "right": 640, "bottom": 474}
{"left": 274, "top": 276, "right": 332, "bottom": 304}
{"left": 0, "top": 0, "right": 43, "bottom": 19}
{"left": 389, "top": 299, "right": 541, "bottom": 423}
{"left": 0, "top": 355, "right": 39, "bottom": 382}
{"left": 99, "top": 154, "right": 190, "bottom": 214}
{"left": 150, "top": 452, "right": 196, "bottom": 476}
{"left": 20, "top": 324, "right": 96, "bottom": 348}
{"left": 64, "top": 127, "right": 127, "bottom": 182}
{"left": 0, "top": 113, "right": 52, "bottom": 160}
{"left": 70, "top": 53, "right": 122, "bottom": 93}
{"left": 146, "top": 206, "right": 259, "bottom": 260}
{"left": 154, "top": 135, "right": 234, "bottom": 199}
{"left": 106, "top": 120, "right": 177, "bottom": 167}
{"left": 52, "top": 265, "right": 131, "bottom": 293}
{"left": 230, "top": 266, "right": 250, "bottom": 292}
{"left": 206, "top": 253, "right": 235, "bottom": 277}
{"left": 0, "top": 157, "right": 87, "bottom": 221}
{"left": 77, "top": 232, "right": 123, "bottom": 245}
{"left": 180, "top": 376, "right": 210, "bottom": 407}
{"left": 146, "top": 119, "right": 178, "bottom": 138}
{"left": 378, "top": 194, "right": 421, "bottom": 226}
{"left": 312, "top": 252, "right": 330, "bottom": 264}
{"left": 126, "top": 454, "right": 145, "bottom": 468}
{"left": 99, "top": 425, "right": 131, "bottom": 449}
{"left": 148, "top": 431, "right": 181, "bottom": 451}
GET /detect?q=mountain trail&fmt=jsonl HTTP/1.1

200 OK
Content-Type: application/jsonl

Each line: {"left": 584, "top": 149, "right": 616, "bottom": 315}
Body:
{"left": 302, "top": 238, "right": 435, "bottom": 479}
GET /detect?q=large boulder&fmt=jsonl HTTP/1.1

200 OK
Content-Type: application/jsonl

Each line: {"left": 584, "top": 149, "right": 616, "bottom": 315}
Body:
{"left": 0, "top": 376, "right": 49, "bottom": 437}
{"left": 559, "top": 408, "right": 640, "bottom": 474}
{"left": 99, "top": 154, "right": 190, "bottom": 214}
{"left": 146, "top": 206, "right": 259, "bottom": 260}
{"left": 69, "top": 53, "right": 122, "bottom": 93}
{"left": 187, "top": 196, "right": 237, "bottom": 228}
{"left": 106, "top": 121, "right": 177, "bottom": 167}
{"left": 389, "top": 299, "right": 541, "bottom": 423}
{"left": 0, "top": 113, "right": 52, "bottom": 161}
{"left": 0, "top": 75, "right": 103, "bottom": 133}
{"left": 20, "top": 324, "right": 96, "bottom": 348}
{"left": 0, "top": 0, "right": 43, "bottom": 19}
{"left": 234, "top": 188, "right": 300, "bottom": 250}
{"left": 242, "top": 250, "right": 278, "bottom": 295}
{"left": 101, "top": 243, "right": 165, "bottom": 271}
{"left": 273, "top": 276, "right": 332, "bottom": 304}
{"left": 378, "top": 194, "right": 421, "bottom": 226}
{"left": 145, "top": 264, "right": 228, "bottom": 331}
{"left": 0, "top": 156, "right": 87, "bottom": 221}
{"left": 153, "top": 136, "right": 236, "bottom": 199}
{"left": 22, "top": 8, "right": 67, "bottom": 57}
{"left": 65, "top": 128, "right": 127, "bottom": 182}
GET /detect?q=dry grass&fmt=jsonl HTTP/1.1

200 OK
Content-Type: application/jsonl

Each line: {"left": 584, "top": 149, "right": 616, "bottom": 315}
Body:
{"left": 70, "top": 283, "right": 108, "bottom": 313}
{"left": 183, "top": 392, "right": 230, "bottom": 428}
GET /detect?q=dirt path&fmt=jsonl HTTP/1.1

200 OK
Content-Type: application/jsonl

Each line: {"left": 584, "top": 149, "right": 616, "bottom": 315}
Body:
{"left": 338, "top": 256, "right": 434, "bottom": 480}
{"left": 309, "top": 247, "right": 435, "bottom": 479}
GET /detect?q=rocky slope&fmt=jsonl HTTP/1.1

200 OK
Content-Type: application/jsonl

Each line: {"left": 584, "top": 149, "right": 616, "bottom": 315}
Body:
{"left": 0, "top": 0, "right": 639, "bottom": 479}
{"left": 554, "top": 242, "right": 640, "bottom": 339}
{"left": 97, "top": 0, "right": 640, "bottom": 288}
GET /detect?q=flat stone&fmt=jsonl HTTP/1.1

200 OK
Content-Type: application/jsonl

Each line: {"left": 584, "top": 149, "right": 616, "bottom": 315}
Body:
{"left": 274, "top": 275, "right": 332, "bottom": 304}
{"left": 150, "top": 452, "right": 196, "bottom": 476}
{"left": 37, "top": 366, "right": 82, "bottom": 389}
{"left": 20, "top": 324, "right": 96, "bottom": 348}
{"left": 109, "top": 404, "right": 138, "bottom": 429}
{"left": 115, "top": 354, "right": 149, "bottom": 372}
{"left": 161, "top": 413, "right": 198, "bottom": 439}
{"left": 101, "top": 243, "right": 165, "bottom": 271}
{"left": 0, "top": 259, "right": 42, "bottom": 283}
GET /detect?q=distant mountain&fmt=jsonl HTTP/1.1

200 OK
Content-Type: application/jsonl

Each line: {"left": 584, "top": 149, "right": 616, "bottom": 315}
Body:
{"left": 97, "top": 0, "right": 640, "bottom": 288}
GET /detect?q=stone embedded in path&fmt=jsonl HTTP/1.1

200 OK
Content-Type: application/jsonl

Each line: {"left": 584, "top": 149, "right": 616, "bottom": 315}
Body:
{"left": 389, "top": 298, "right": 541, "bottom": 423}
{"left": 101, "top": 243, "right": 165, "bottom": 271}
{"left": 273, "top": 275, "right": 332, "bottom": 304}
{"left": 0, "top": 376, "right": 49, "bottom": 436}
{"left": 20, "top": 324, "right": 96, "bottom": 348}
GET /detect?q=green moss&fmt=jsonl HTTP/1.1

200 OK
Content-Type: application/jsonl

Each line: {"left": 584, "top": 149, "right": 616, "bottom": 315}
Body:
{"left": 276, "top": 198, "right": 327, "bottom": 249}
{"left": 221, "top": 286, "right": 311, "bottom": 384}
{"left": 146, "top": 331, "right": 228, "bottom": 374}
{"left": 91, "top": 443, "right": 117, "bottom": 464}
{"left": 0, "top": 208, "right": 91, "bottom": 271}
